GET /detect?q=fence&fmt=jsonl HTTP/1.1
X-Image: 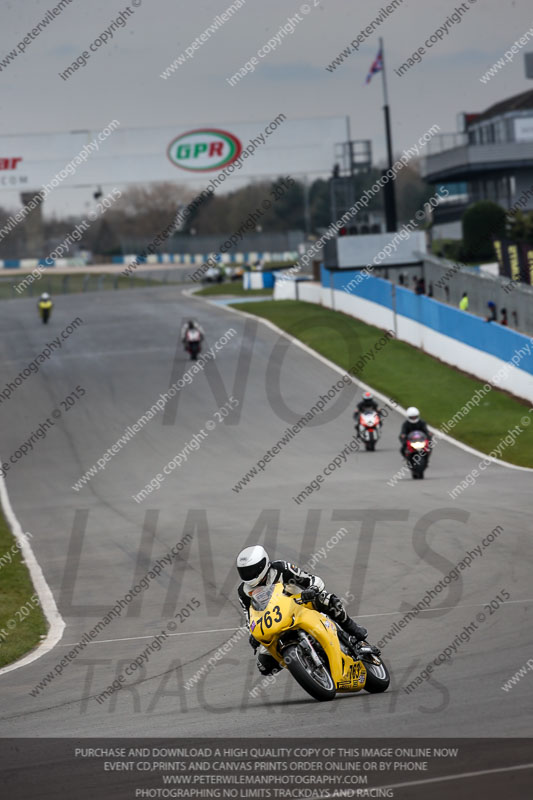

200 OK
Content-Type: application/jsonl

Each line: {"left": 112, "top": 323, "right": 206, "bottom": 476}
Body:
{"left": 274, "top": 268, "right": 533, "bottom": 403}
{"left": 0, "top": 270, "right": 186, "bottom": 300}
{"left": 374, "top": 253, "right": 533, "bottom": 336}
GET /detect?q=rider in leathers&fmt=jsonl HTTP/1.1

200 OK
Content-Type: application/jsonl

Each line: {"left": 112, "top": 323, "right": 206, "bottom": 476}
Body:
{"left": 354, "top": 391, "right": 382, "bottom": 433}
{"left": 237, "top": 546, "right": 371, "bottom": 676}
{"left": 399, "top": 406, "right": 433, "bottom": 458}
{"left": 181, "top": 319, "right": 204, "bottom": 345}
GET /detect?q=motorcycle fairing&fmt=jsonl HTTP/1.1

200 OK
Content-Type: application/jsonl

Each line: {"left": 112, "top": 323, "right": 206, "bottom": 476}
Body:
{"left": 248, "top": 583, "right": 367, "bottom": 693}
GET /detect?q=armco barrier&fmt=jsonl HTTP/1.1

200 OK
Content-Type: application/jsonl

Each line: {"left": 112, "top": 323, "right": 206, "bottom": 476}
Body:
{"left": 111, "top": 251, "right": 297, "bottom": 267}
{"left": 0, "top": 251, "right": 298, "bottom": 270}
{"left": 274, "top": 269, "right": 533, "bottom": 403}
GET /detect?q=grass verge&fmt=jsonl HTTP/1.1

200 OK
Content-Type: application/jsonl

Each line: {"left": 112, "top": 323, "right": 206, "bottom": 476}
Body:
{"left": 0, "top": 273, "right": 165, "bottom": 300}
{"left": 0, "top": 509, "right": 47, "bottom": 668}
{"left": 230, "top": 299, "right": 533, "bottom": 468}
{"left": 196, "top": 282, "right": 273, "bottom": 297}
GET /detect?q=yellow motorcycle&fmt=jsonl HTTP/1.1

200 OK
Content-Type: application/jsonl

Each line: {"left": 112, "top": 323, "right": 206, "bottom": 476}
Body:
{"left": 249, "top": 583, "right": 390, "bottom": 701}
{"left": 38, "top": 295, "right": 53, "bottom": 324}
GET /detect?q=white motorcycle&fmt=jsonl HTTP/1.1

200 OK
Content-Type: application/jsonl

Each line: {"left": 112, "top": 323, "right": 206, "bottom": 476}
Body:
{"left": 356, "top": 410, "right": 381, "bottom": 451}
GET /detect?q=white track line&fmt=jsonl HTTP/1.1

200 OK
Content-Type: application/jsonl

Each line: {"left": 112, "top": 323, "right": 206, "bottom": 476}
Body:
{"left": 55, "top": 598, "right": 530, "bottom": 648}
{"left": 189, "top": 288, "right": 533, "bottom": 472}
{"left": 339, "top": 762, "right": 533, "bottom": 797}
{"left": 0, "top": 476, "right": 65, "bottom": 676}
{"left": 58, "top": 627, "right": 248, "bottom": 647}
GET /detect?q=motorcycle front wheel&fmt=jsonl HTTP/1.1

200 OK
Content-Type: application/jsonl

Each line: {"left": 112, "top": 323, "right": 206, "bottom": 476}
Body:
{"left": 283, "top": 643, "right": 336, "bottom": 701}
{"left": 413, "top": 455, "right": 427, "bottom": 478}
{"left": 362, "top": 656, "right": 390, "bottom": 693}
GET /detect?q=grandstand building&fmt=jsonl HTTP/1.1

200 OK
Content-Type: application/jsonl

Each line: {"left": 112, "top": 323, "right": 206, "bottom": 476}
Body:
{"left": 421, "top": 88, "right": 533, "bottom": 238}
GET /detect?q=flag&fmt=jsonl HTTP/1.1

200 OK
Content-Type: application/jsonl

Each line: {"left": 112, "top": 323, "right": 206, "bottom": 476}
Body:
{"left": 366, "top": 48, "right": 383, "bottom": 84}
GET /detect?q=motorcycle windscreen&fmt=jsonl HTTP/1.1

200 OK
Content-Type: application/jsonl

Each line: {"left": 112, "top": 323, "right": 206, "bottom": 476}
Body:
{"left": 407, "top": 431, "right": 427, "bottom": 443}
{"left": 250, "top": 584, "right": 275, "bottom": 611}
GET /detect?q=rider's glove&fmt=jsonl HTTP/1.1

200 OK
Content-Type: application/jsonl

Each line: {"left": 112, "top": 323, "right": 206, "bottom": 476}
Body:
{"left": 300, "top": 586, "right": 320, "bottom": 604}
{"left": 249, "top": 634, "right": 259, "bottom": 652}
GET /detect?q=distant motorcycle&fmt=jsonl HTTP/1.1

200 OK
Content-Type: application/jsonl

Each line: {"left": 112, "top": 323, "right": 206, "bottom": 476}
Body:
{"left": 38, "top": 295, "right": 53, "bottom": 324}
{"left": 203, "top": 266, "right": 223, "bottom": 284}
{"left": 184, "top": 328, "right": 202, "bottom": 360}
{"left": 356, "top": 410, "right": 381, "bottom": 451}
{"left": 405, "top": 431, "right": 431, "bottom": 479}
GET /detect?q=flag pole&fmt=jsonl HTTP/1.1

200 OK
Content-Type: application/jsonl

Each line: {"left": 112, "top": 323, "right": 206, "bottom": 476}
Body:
{"left": 380, "top": 37, "right": 397, "bottom": 232}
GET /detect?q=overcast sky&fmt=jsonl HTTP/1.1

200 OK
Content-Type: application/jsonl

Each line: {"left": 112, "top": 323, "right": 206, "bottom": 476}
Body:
{"left": 1, "top": 0, "right": 532, "bottom": 217}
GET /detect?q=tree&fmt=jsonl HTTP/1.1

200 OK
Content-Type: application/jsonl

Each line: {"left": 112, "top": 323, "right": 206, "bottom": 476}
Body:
{"left": 190, "top": 178, "right": 306, "bottom": 234}
{"left": 190, "top": 181, "right": 272, "bottom": 234}
{"left": 0, "top": 203, "right": 27, "bottom": 258}
{"left": 308, "top": 179, "right": 331, "bottom": 229}
{"left": 91, "top": 218, "right": 122, "bottom": 257}
{"left": 507, "top": 209, "right": 533, "bottom": 242}
{"left": 462, "top": 200, "right": 507, "bottom": 261}
{"left": 394, "top": 162, "right": 434, "bottom": 223}
{"left": 105, "top": 182, "right": 195, "bottom": 239}
{"left": 267, "top": 176, "right": 305, "bottom": 231}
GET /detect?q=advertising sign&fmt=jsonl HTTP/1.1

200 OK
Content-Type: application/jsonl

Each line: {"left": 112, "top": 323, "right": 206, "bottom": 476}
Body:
{"left": 0, "top": 116, "right": 348, "bottom": 191}
{"left": 167, "top": 129, "right": 242, "bottom": 172}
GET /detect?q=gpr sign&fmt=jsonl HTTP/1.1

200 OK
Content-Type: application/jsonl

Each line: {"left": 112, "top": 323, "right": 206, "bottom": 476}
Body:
{"left": 167, "top": 129, "right": 242, "bottom": 171}
{"left": 0, "top": 116, "right": 348, "bottom": 190}
{"left": 0, "top": 157, "right": 23, "bottom": 170}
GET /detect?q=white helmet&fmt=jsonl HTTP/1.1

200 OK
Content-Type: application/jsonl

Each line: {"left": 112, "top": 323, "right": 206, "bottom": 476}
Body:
{"left": 407, "top": 406, "right": 420, "bottom": 423}
{"left": 236, "top": 545, "right": 270, "bottom": 588}
{"left": 41, "top": 292, "right": 50, "bottom": 300}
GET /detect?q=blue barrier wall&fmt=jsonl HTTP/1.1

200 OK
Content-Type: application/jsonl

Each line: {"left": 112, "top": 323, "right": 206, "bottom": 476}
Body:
{"left": 244, "top": 271, "right": 274, "bottom": 289}
{"left": 322, "top": 268, "right": 533, "bottom": 377}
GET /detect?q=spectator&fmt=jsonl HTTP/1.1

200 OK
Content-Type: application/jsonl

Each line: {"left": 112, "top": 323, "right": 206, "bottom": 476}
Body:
{"left": 459, "top": 292, "right": 469, "bottom": 311}
{"left": 415, "top": 277, "right": 426, "bottom": 295}
{"left": 486, "top": 301, "right": 497, "bottom": 322}
{"left": 428, "top": 282, "right": 434, "bottom": 298}
{"left": 500, "top": 307, "right": 508, "bottom": 326}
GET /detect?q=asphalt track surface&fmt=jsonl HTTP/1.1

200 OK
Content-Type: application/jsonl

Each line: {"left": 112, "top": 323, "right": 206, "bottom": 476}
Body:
{"left": 0, "top": 285, "right": 532, "bottom": 746}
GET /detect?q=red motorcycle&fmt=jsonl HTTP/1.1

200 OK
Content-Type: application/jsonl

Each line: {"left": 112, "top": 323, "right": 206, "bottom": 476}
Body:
{"left": 357, "top": 410, "right": 381, "bottom": 451}
{"left": 405, "top": 431, "right": 431, "bottom": 479}
{"left": 184, "top": 329, "right": 202, "bottom": 360}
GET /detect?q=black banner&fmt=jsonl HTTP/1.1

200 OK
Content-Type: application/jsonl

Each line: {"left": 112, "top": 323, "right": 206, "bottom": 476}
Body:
{"left": 520, "top": 241, "right": 533, "bottom": 285}
{"left": 493, "top": 238, "right": 533, "bottom": 285}
{"left": 0, "top": 738, "right": 531, "bottom": 800}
